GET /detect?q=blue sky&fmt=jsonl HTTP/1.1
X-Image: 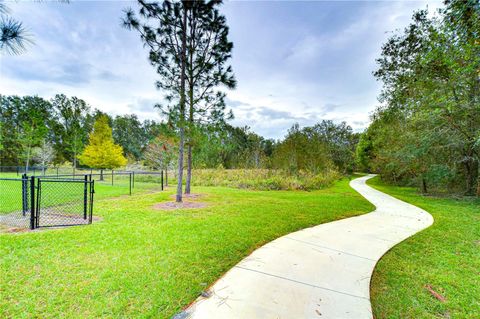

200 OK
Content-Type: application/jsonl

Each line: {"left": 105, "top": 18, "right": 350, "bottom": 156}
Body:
{"left": 1, "top": 0, "right": 442, "bottom": 139}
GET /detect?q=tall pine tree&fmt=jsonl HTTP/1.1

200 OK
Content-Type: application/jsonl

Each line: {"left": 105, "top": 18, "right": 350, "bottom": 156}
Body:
{"left": 124, "top": 0, "right": 235, "bottom": 199}
{"left": 184, "top": 0, "right": 236, "bottom": 194}
{"left": 124, "top": 0, "right": 188, "bottom": 202}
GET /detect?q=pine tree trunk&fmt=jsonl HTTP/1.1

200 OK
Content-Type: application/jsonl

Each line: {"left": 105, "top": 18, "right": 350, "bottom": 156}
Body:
{"left": 176, "top": 129, "right": 185, "bottom": 202}
{"left": 185, "top": 6, "right": 195, "bottom": 195}
{"left": 25, "top": 145, "right": 31, "bottom": 174}
{"left": 185, "top": 144, "right": 192, "bottom": 194}
{"left": 176, "top": 4, "right": 188, "bottom": 203}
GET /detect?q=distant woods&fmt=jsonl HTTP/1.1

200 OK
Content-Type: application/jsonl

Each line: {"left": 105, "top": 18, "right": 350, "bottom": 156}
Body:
{"left": 357, "top": 0, "right": 480, "bottom": 195}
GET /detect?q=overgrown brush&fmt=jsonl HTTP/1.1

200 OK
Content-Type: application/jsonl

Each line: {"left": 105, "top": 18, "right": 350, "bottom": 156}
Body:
{"left": 185, "top": 169, "right": 341, "bottom": 191}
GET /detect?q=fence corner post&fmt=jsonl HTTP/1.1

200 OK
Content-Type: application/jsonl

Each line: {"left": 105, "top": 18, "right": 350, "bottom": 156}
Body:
{"left": 83, "top": 175, "right": 88, "bottom": 220}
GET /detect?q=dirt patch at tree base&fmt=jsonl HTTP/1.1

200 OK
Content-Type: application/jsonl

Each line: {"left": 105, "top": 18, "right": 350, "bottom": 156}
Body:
{"left": 153, "top": 201, "right": 207, "bottom": 210}
{"left": 169, "top": 193, "right": 205, "bottom": 200}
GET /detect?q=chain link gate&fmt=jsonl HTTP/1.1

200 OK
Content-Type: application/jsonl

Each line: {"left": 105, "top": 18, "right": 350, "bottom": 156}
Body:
{"left": 0, "top": 175, "right": 95, "bottom": 230}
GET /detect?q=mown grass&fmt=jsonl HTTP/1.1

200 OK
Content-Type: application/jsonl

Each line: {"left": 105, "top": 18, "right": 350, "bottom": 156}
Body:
{"left": 0, "top": 176, "right": 373, "bottom": 318}
{"left": 368, "top": 177, "right": 480, "bottom": 319}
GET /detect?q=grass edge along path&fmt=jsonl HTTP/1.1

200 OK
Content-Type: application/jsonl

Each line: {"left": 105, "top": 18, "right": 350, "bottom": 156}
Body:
{"left": 0, "top": 176, "right": 373, "bottom": 318}
{"left": 368, "top": 177, "right": 480, "bottom": 319}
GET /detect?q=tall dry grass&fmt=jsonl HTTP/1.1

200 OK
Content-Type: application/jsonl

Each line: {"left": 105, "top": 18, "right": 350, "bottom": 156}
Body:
{"left": 182, "top": 168, "right": 341, "bottom": 191}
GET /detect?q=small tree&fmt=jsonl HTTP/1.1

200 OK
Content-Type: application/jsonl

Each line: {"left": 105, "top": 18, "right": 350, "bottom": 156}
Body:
{"left": 18, "top": 96, "right": 50, "bottom": 173}
{"left": 78, "top": 115, "right": 127, "bottom": 169}
{"left": 144, "top": 134, "right": 178, "bottom": 186}
{"left": 51, "top": 94, "right": 91, "bottom": 170}
{"left": 33, "top": 140, "right": 55, "bottom": 175}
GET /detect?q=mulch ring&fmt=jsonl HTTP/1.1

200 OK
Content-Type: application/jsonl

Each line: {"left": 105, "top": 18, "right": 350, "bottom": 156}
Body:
{"left": 154, "top": 194, "right": 207, "bottom": 210}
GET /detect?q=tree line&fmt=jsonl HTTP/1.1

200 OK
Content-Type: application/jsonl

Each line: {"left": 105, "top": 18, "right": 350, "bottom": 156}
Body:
{"left": 357, "top": 0, "right": 479, "bottom": 196}
{"left": 0, "top": 94, "right": 258, "bottom": 170}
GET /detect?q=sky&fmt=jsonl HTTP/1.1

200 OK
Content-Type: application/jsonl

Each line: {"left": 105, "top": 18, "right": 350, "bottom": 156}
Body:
{"left": 0, "top": 0, "right": 443, "bottom": 139}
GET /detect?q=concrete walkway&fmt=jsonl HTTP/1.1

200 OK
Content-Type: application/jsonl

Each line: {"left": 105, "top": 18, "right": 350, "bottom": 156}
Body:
{"left": 180, "top": 175, "right": 433, "bottom": 319}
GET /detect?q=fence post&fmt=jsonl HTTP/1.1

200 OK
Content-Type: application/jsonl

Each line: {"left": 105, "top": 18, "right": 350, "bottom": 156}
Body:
{"left": 83, "top": 175, "right": 88, "bottom": 220}
{"left": 89, "top": 179, "right": 95, "bottom": 224}
{"left": 30, "top": 176, "right": 35, "bottom": 230}
{"left": 35, "top": 178, "right": 41, "bottom": 228}
{"left": 100, "top": 169, "right": 104, "bottom": 181}
{"left": 129, "top": 173, "right": 132, "bottom": 195}
{"left": 111, "top": 170, "right": 114, "bottom": 186}
{"left": 161, "top": 170, "right": 164, "bottom": 191}
{"left": 132, "top": 171, "right": 135, "bottom": 189}
{"left": 22, "top": 174, "right": 28, "bottom": 216}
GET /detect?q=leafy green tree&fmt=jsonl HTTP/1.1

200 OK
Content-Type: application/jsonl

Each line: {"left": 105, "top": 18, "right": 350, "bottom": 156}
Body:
{"left": 273, "top": 121, "right": 356, "bottom": 175}
{"left": 364, "top": 0, "right": 480, "bottom": 194}
{"left": 51, "top": 94, "right": 92, "bottom": 169}
{"left": 78, "top": 115, "right": 127, "bottom": 169}
{"left": 112, "top": 114, "right": 148, "bottom": 161}
{"left": 273, "top": 123, "right": 333, "bottom": 175}
{"left": 190, "top": 124, "right": 273, "bottom": 169}
{"left": 310, "top": 120, "right": 357, "bottom": 173}
{"left": 5, "top": 96, "right": 52, "bottom": 171}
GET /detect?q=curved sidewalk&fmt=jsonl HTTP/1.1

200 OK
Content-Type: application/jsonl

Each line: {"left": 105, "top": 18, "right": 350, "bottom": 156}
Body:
{"left": 180, "top": 175, "right": 433, "bottom": 319}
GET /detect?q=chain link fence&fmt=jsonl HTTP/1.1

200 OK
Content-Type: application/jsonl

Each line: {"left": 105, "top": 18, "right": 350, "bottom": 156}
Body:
{"left": 0, "top": 167, "right": 164, "bottom": 191}
{"left": 33, "top": 170, "right": 164, "bottom": 196}
{"left": 0, "top": 175, "right": 32, "bottom": 229}
{"left": 0, "top": 175, "right": 94, "bottom": 230}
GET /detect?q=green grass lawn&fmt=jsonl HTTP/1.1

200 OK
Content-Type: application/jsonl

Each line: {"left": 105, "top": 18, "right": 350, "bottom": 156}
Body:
{"left": 0, "top": 177, "right": 373, "bottom": 318}
{"left": 368, "top": 177, "right": 480, "bottom": 319}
